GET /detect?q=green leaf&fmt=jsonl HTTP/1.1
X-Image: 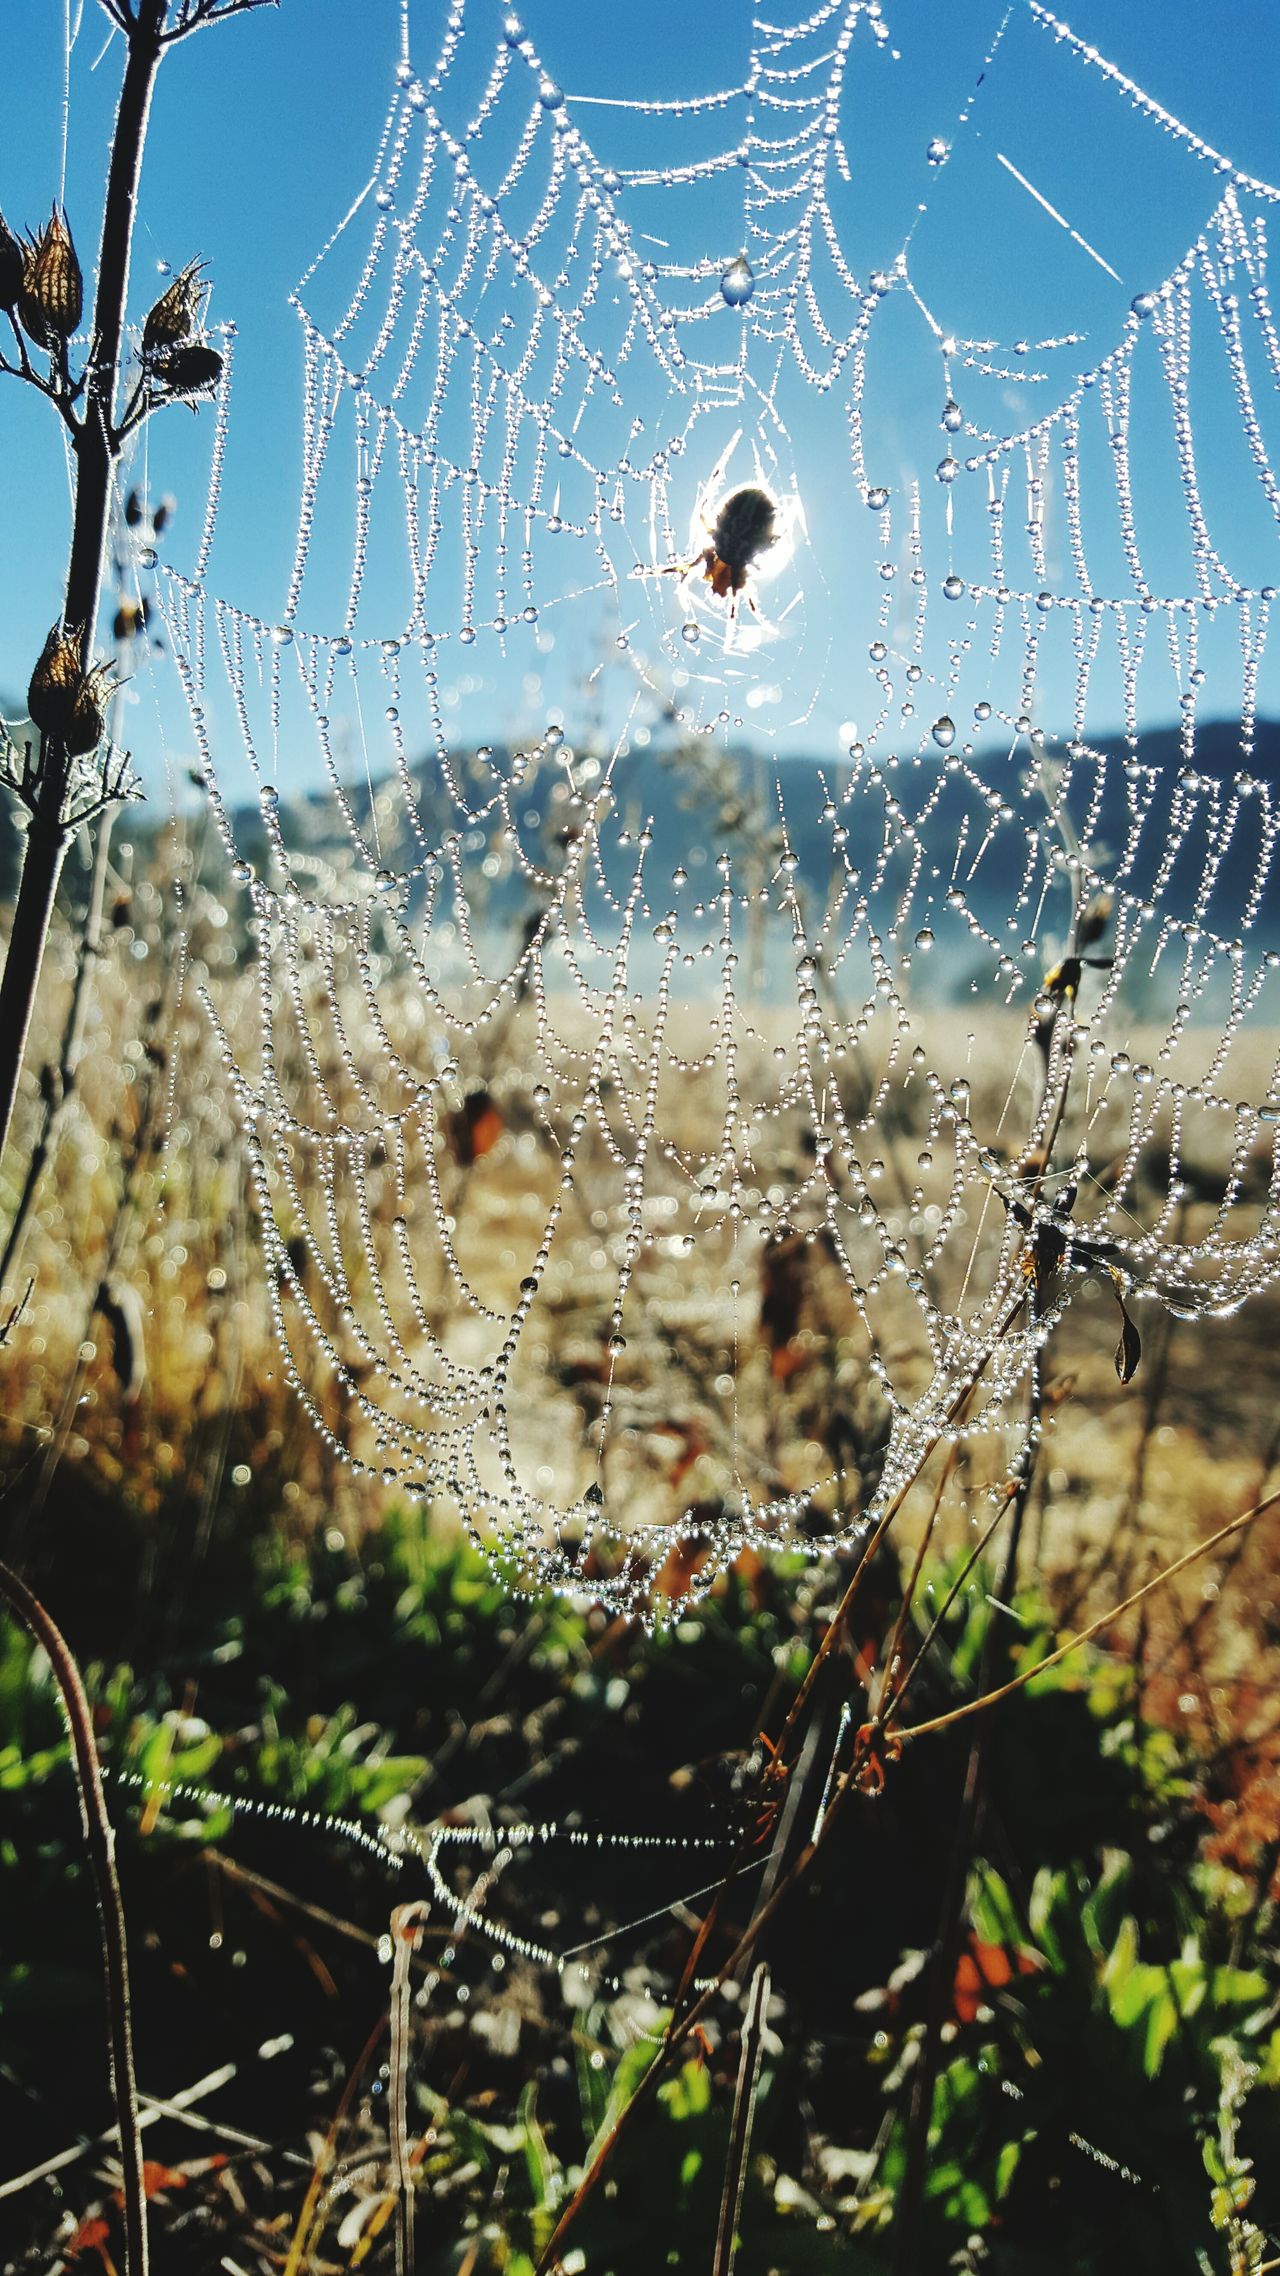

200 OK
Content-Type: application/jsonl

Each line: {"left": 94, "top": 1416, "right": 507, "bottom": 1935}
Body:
{"left": 995, "top": 2136, "right": 1023, "bottom": 2199}
{"left": 517, "top": 2082, "right": 562, "bottom": 2213}
{"left": 1027, "top": 1867, "right": 1068, "bottom": 1971}
{"left": 584, "top": 2031, "right": 665, "bottom": 2164}
{"left": 970, "top": 1865, "right": 1022, "bottom": 1951}
{"left": 1142, "top": 1989, "right": 1177, "bottom": 2078}
{"left": 1100, "top": 1912, "right": 1140, "bottom": 1998}
{"left": 575, "top": 2037, "right": 611, "bottom": 2147}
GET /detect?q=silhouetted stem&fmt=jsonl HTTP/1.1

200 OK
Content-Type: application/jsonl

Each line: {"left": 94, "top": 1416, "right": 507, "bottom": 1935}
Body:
{"left": 0, "top": 1558, "right": 147, "bottom": 2276}
{"left": 0, "top": 1, "right": 165, "bottom": 1177}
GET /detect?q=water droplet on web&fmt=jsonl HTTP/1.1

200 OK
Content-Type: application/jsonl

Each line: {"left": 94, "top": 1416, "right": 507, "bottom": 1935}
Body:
{"left": 941, "top": 398, "right": 962, "bottom": 433}
{"left": 539, "top": 78, "right": 564, "bottom": 109}
{"left": 926, "top": 137, "right": 950, "bottom": 166}
{"left": 943, "top": 574, "right": 965, "bottom": 600}
{"left": 974, "top": 700, "right": 991, "bottom": 721}
{"left": 1131, "top": 291, "right": 1156, "bottom": 318}
{"left": 936, "top": 456, "right": 959, "bottom": 485}
{"left": 459, "top": 625, "right": 476, "bottom": 645}
{"left": 932, "top": 716, "right": 956, "bottom": 749}
{"left": 868, "top": 269, "right": 892, "bottom": 296}
{"left": 720, "top": 254, "right": 754, "bottom": 308}
{"left": 681, "top": 620, "right": 700, "bottom": 645}
{"left": 914, "top": 926, "right": 934, "bottom": 950}
{"left": 866, "top": 486, "right": 889, "bottom": 510}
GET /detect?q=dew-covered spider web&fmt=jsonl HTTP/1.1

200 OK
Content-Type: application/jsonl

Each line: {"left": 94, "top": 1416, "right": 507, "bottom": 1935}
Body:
{"left": 157, "top": 0, "right": 1280, "bottom": 1614}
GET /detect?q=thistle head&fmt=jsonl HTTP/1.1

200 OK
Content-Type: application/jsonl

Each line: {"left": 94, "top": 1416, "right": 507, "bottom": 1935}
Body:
{"left": 19, "top": 206, "right": 82, "bottom": 349}
{"left": 153, "top": 341, "right": 224, "bottom": 397}
{"left": 28, "top": 625, "right": 118, "bottom": 755}
{"left": 141, "top": 259, "right": 209, "bottom": 355}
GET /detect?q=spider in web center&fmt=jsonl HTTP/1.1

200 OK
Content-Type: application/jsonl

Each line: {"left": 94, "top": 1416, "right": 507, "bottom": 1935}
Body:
{"left": 662, "top": 479, "right": 781, "bottom": 620}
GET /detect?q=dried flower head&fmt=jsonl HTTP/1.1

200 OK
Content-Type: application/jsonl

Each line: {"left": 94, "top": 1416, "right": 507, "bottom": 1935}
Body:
{"left": 19, "top": 206, "right": 82, "bottom": 349}
{"left": 1078, "top": 891, "right": 1114, "bottom": 949}
{"left": 28, "top": 625, "right": 118, "bottom": 756}
{"left": 153, "top": 341, "right": 223, "bottom": 397}
{"left": 0, "top": 213, "right": 23, "bottom": 311}
{"left": 141, "top": 258, "right": 208, "bottom": 354}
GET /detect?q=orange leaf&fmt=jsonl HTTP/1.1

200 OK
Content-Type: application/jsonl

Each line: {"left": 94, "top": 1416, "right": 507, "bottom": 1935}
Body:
{"left": 140, "top": 2160, "right": 189, "bottom": 2199}
{"left": 66, "top": 2215, "right": 112, "bottom": 2261}
{"left": 952, "top": 1936, "right": 1039, "bottom": 2023}
{"left": 446, "top": 1090, "right": 504, "bottom": 1166}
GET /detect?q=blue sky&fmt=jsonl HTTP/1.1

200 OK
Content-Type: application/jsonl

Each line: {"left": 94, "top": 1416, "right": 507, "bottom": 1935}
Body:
{"left": 2, "top": 1, "right": 1279, "bottom": 793}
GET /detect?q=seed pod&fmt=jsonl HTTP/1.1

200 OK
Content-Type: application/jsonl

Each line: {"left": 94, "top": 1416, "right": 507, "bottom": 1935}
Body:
{"left": 28, "top": 624, "right": 116, "bottom": 754}
{"left": 0, "top": 212, "right": 24, "bottom": 310}
{"left": 154, "top": 341, "right": 223, "bottom": 396}
{"left": 19, "top": 206, "right": 82, "bottom": 348}
{"left": 28, "top": 624, "right": 83, "bottom": 734}
{"left": 62, "top": 659, "right": 118, "bottom": 756}
{"left": 141, "top": 258, "right": 208, "bottom": 354}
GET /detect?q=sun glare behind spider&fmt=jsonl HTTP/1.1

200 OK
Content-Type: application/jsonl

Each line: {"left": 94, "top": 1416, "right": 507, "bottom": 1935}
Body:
{"left": 652, "top": 430, "right": 803, "bottom": 651}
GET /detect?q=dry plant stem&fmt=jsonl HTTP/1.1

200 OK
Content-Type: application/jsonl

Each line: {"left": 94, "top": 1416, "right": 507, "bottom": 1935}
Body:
{"left": 874, "top": 1442, "right": 960, "bottom": 1710}
{"left": 540, "top": 1366, "right": 1257, "bottom": 2273}
{"left": 712, "top": 1962, "right": 771, "bottom": 2276}
{"left": 0, "top": 6, "right": 167, "bottom": 1174}
{"left": 900, "top": 1485, "right": 1280, "bottom": 1745}
{"left": 540, "top": 1298, "right": 1034, "bottom": 2268}
{"left": 390, "top": 1902, "right": 430, "bottom": 2276}
{"left": 282, "top": 2013, "right": 388, "bottom": 2276}
{"left": 0, "top": 1556, "right": 147, "bottom": 2276}
{"left": 891, "top": 1430, "right": 1037, "bottom": 2276}
{"left": 773, "top": 1280, "right": 1029, "bottom": 1761}
{"left": 534, "top": 1717, "right": 880, "bottom": 2276}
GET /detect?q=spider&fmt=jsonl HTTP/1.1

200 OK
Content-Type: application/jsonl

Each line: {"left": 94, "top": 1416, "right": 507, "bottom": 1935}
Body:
{"left": 660, "top": 479, "right": 781, "bottom": 620}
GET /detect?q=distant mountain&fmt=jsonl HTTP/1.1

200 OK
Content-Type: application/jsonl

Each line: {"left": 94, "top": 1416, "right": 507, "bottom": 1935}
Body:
{"left": 125, "top": 718, "right": 1280, "bottom": 1012}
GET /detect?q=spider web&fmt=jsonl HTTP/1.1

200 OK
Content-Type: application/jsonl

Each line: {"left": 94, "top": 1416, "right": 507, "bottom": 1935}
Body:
{"left": 158, "top": 0, "right": 1280, "bottom": 1614}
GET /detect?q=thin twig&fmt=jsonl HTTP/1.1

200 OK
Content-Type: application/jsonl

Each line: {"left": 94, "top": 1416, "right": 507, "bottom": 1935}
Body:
{"left": 390, "top": 1902, "right": 430, "bottom": 2276}
{"left": 0, "top": 1557, "right": 148, "bottom": 2275}
{"left": 900, "top": 1487, "right": 1280, "bottom": 1746}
